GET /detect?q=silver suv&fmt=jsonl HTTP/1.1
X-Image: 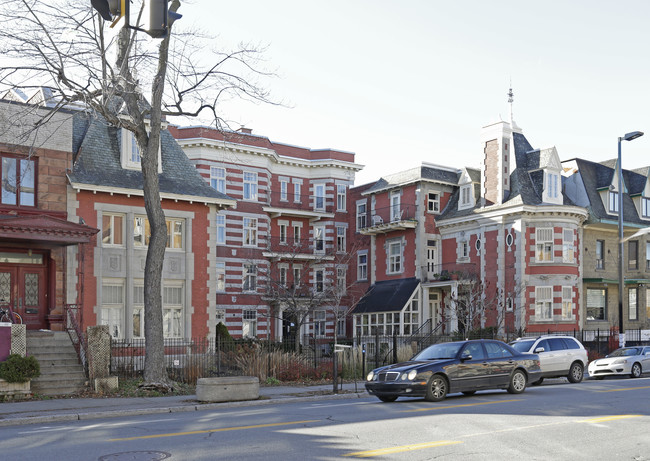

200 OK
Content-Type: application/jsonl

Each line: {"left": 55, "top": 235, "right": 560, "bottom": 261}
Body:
{"left": 509, "top": 336, "right": 588, "bottom": 384}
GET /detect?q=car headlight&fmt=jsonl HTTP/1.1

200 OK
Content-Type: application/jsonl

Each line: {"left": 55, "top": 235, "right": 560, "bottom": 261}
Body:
{"left": 366, "top": 371, "right": 375, "bottom": 381}
{"left": 407, "top": 369, "right": 418, "bottom": 380}
{"left": 612, "top": 359, "right": 628, "bottom": 365}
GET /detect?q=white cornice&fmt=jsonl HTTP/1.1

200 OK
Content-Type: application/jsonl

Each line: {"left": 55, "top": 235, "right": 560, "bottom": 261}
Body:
{"left": 68, "top": 182, "right": 236, "bottom": 208}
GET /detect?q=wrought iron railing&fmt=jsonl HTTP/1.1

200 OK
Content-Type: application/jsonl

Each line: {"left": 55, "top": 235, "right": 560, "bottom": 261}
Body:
{"left": 358, "top": 204, "right": 417, "bottom": 230}
{"left": 65, "top": 304, "right": 88, "bottom": 377}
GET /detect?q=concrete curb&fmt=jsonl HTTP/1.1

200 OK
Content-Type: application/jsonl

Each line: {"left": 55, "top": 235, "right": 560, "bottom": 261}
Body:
{"left": 0, "top": 391, "right": 369, "bottom": 427}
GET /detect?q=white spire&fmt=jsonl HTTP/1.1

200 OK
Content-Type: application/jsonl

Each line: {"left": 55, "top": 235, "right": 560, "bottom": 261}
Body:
{"left": 507, "top": 82, "right": 514, "bottom": 125}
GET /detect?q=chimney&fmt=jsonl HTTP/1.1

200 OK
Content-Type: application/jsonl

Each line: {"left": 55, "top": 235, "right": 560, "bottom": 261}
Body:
{"left": 480, "top": 121, "right": 512, "bottom": 206}
{"left": 237, "top": 126, "right": 252, "bottom": 135}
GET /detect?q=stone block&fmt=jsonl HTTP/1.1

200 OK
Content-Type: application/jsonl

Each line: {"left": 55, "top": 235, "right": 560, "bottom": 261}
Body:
{"left": 196, "top": 376, "right": 259, "bottom": 403}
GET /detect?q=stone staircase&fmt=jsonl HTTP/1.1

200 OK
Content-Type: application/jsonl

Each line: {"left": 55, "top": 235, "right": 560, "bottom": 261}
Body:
{"left": 26, "top": 331, "right": 88, "bottom": 396}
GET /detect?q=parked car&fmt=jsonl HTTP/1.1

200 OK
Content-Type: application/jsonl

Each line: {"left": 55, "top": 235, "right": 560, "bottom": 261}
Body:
{"left": 365, "top": 339, "right": 541, "bottom": 402}
{"left": 588, "top": 346, "right": 650, "bottom": 379}
{"left": 509, "top": 335, "right": 588, "bottom": 384}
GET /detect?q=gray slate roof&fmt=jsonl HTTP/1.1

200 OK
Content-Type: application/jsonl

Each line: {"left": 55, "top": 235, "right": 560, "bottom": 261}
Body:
{"left": 69, "top": 113, "right": 232, "bottom": 202}
{"left": 363, "top": 165, "right": 460, "bottom": 195}
{"left": 353, "top": 277, "right": 420, "bottom": 314}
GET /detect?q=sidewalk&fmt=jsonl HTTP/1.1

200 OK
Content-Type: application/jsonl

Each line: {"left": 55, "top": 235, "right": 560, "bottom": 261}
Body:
{"left": 0, "top": 382, "right": 368, "bottom": 427}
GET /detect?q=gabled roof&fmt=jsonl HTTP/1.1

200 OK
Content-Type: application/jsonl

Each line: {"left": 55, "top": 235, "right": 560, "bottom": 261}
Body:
{"left": 68, "top": 113, "right": 234, "bottom": 205}
{"left": 353, "top": 277, "right": 420, "bottom": 314}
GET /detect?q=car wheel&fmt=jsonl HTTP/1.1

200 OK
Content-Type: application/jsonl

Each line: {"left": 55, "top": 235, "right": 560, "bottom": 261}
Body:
{"left": 630, "top": 363, "right": 642, "bottom": 379}
{"left": 567, "top": 362, "right": 584, "bottom": 383}
{"left": 531, "top": 378, "right": 544, "bottom": 386}
{"left": 462, "top": 390, "right": 476, "bottom": 396}
{"left": 425, "top": 374, "right": 448, "bottom": 402}
{"left": 507, "top": 369, "right": 527, "bottom": 394}
{"left": 377, "top": 395, "right": 398, "bottom": 402}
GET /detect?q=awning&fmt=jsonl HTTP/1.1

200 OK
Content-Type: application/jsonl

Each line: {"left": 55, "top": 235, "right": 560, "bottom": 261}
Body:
{"left": 583, "top": 278, "right": 650, "bottom": 285}
{"left": 0, "top": 213, "right": 98, "bottom": 245}
{"left": 353, "top": 277, "right": 420, "bottom": 314}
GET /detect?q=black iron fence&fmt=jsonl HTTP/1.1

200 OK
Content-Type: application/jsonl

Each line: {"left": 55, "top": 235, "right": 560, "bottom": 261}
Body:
{"left": 109, "top": 329, "right": 649, "bottom": 384}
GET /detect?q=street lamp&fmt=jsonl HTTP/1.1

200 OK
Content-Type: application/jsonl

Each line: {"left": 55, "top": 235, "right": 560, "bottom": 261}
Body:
{"left": 617, "top": 131, "right": 644, "bottom": 347}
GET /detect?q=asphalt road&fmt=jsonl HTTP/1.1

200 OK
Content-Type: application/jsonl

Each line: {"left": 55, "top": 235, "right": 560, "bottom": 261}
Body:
{"left": 4, "top": 377, "right": 650, "bottom": 460}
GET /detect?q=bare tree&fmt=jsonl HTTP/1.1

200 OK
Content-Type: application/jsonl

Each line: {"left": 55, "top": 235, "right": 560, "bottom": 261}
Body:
{"left": 0, "top": 0, "right": 274, "bottom": 387}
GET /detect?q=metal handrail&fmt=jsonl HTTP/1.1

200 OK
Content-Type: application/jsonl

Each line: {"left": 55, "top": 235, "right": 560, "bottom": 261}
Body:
{"left": 65, "top": 304, "right": 88, "bottom": 377}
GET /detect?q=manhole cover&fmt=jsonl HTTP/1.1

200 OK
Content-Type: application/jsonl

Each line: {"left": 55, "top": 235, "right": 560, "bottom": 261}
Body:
{"left": 98, "top": 451, "right": 171, "bottom": 460}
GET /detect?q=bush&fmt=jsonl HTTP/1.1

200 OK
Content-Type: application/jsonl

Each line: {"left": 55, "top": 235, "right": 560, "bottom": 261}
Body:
{"left": 0, "top": 354, "right": 41, "bottom": 383}
{"left": 215, "top": 322, "right": 232, "bottom": 342}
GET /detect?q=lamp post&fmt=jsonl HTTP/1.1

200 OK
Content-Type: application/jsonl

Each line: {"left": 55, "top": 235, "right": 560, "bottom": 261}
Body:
{"left": 617, "top": 131, "right": 644, "bottom": 347}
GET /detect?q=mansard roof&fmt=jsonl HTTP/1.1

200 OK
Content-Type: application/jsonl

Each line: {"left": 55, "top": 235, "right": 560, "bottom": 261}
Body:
{"left": 352, "top": 277, "right": 420, "bottom": 314}
{"left": 68, "top": 113, "right": 233, "bottom": 204}
{"left": 362, "top": 164, "right": 460, "bottom": 195}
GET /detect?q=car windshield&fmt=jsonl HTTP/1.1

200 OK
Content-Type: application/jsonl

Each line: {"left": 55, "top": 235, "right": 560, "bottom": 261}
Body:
{"left": 608, "top": 347, "right": 642, "bottom": 357}
{"left": 509, "top": 339, "right": 536, "bottom": 353}
{"left": 412, "top": 342, "right": 463, "bottom": 360}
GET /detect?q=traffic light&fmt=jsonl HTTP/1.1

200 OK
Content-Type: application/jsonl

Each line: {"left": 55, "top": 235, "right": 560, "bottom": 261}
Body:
{"left": 90, "top": 0, "right": 129, "bottom": 28}
{"left": 145, "top": 0, "right": 182, "bottom": 38}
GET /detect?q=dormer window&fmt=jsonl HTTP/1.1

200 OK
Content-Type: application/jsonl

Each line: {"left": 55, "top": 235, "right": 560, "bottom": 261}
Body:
{"left": 642, "top": 197, "right": 650, "bottom": 218}
{"left": 460, "top": 185, "right": 472, "bottom": 207}
{"left": 120, "top": 129, "right": 162, "bottom": 173}
{"left": 547, "top": 172, "right": 559, "bottom": 199}
{"left": 609, "top": 191, "right": 619, "bottom": 213}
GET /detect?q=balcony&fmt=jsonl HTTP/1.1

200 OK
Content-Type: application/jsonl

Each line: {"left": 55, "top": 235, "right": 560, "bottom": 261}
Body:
{"left": 262, "top": 236, "right": 335, "bottom": 261}
{"left": 358, "top": 205, "right": 417, "bottom": 235}
{"left": 420, "top": 263, "right": 479, "bottom": 284}
{"left": 263, "top": 191, "right": 336, "bottom": 221}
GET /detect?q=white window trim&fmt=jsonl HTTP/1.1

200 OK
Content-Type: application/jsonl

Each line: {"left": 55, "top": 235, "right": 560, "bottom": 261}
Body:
{"left": 535, "top": 228, "right": 554, "bottom": 263}
{"left": 561, "top": 286, "right": 573, "bottom": 320}
{"left": 535, "top": 286, "right": 553, "bottom": 321}
{"left": 120, "top": 128, "right": 162, "bottom": 173}
{"left": 428, "top": 192, "right": 440, "bottom": 213}
{"left": 210, "top": 166, "right": 226, "bottom": 194}
{"left": 357, "top": 251, "right": 368, "bottom": 281}
{"left": 243, "top": 217, "right": 258, "bottom": 247}
{"left": 102, "top": 213, "right": 125, "bottom": 247}
{"left": 337, "top": 184, "right": 347, "bottom": 212}
{"left": 562, "top": 229, "right": 575, "bottom": 263}
{"left": 314, "top": 183, "right": 326, "bottom": 211}
{"left": 243, "top": 171, "right": 258, "bottom": 201}
{"left": 216, "top": 214, "right": 226, "bottom": 245}
{"left": 388, "top": 240, "right": 402, "bottom": 274}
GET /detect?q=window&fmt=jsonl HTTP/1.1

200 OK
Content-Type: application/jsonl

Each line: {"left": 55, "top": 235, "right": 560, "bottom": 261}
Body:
{"left": 586, "top": 288, "right": 607, "bottom": 320}
{"left": 293, "top": 183, "right": 301, "bottom": 202}
{"left": 643, "top": 197, "right": 650, "bottom": 219}
{"left": 1, "top": 155, "right": 36, "bottom": 207}
{"left": 357, "top": 253, "right": 368, "bottom": 280}
{"left": 459, "top": 241, "right": 469, "bottom": 259}
{"left": 243, "top": 217, "right": 257, "bottom": 247}
{"left": 647, "top": 242, "right": 650, "bottom": 270}
{"left": 535, "top": 286, "right": 553, "bottom": 321}
{"left": 243, "top": 172, "right": 258, "bottom": 201}
{"left": 596, "top": 240, "right": 605, "bottom": 269}
{"left": 293, "top": 265, "right": 301, "bottom": 287}
{"left": 314, "top": 310, "right": 326, "bottom": 336}
{"left": 166, "top": 219, "right": 184, "bottom": 249}
{"left": 535, "top": 228, "right": 553, "bottom": 262}
{"left": 215, "top": 309, "right": 226, "bottom": 325}
{"left": 506, "top": 232, "right": 514, "bottom": 247}
{"left": 279, "top": 266, "right": 287, "bottom": 286}
{"left": 101, "top": 281, "right": 124, "bottom": 339}
{"left": 120, "top": 129, "right": 161, "bottom": 172}
{"left": 647, "top": 288, "right": 650, "bottom": 321}
{"left": 210, "top": 167, "right": 226, "bottom": 193}
{"left": 243, "top": 264, "right": 257, "bottom": 291}
{"left": 402, "top": 294, "right": 419, "bottom": 335}
{"left": 547, "top": 172, "right": 559, "bottom": 198}
{"left": 163, "top": 284, "right": 183, "bottom": 338}
{"left": 336, "top": 318, "right": 346, "bottom": 337}
{"left": 337, "top": 184, "right": 346, "bottom": 211}
{"left": 337, "top": 267, "right": 346, "bottom": 295}
{"left": 460, "top": 185, "right": 471, "bottom": 206}
{"left": 279, "top": 223, "right": 287, "bottom": 244}
{"left": 428, "top": 192, "right": 440, "bottom": 213}
{"left": 562, "top": 286, "right": 573, "bottom": 320}
{"left": 629, "top": 287, "right": 638, "bottom": 320}
{"left": 133, "top": 284, "right": 144, "bottom": 338}
{"left": 388, "top": 240, "right": 402, "bottom": 274}
{"left": 280, "top": 180, "right": 288, "bottom": 201}
{"left": 133, "top": 216, "right": 151, "bottom": 247}
{"left": 216, "top": 262, "right": 226, "bottom": 292}
{"left": 102, "top": 213, "right": 124, "bottom": 246}
{"left": 629, "top": 240, "right": 638, "bottom": 270}
{"left": 216, "top": 214, "right": 226, "bottom": 244}
{"left": 242, "top": 309, "right": 257, "bottom": 338}
{"left": 293, "top": 225, "right": 301, "bottom": 245}
{"left": 315, "top": 269, "right": 324, "bottom": 293}
{"left": 314, "top": 184, "right": 325, "bottom": 210}
{"left": 390, "top": 191, "right": 401, "bottom": 222}
{"left": 314, "top": 226, "right": 325, "bottom": 253}
{"left": 562, "top": 229, "right": 575, "bottom": 263}
{"left": 336, "top": 226, "right": 346, "bottom": 252}
{"left": 609, "top": 191, "right": 619, "bottom": 213}
{"left": 356, "top": 202, "right": 367, "bottom": 231}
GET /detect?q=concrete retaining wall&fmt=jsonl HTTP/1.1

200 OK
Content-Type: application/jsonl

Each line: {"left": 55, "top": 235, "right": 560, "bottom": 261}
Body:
{"left": 196, "top": 376, "right": 259, "bottom": 403}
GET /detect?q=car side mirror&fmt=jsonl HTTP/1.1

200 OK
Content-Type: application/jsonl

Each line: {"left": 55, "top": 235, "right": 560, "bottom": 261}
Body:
{"left": 461, "top": 354, "right": 473, "bottom": 362}
{"left": 534, "top": 347, "right": 545, "bottom": 353}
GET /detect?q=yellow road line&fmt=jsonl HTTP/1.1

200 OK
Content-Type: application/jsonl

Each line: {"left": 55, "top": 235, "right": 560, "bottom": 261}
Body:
{"left": 580, "top": 415, "right": 641, "bottom": 424}
{"left": 110, "top": 420, "right": 319, "bottom": 441}
{"left": 343, "top": 441, "right": 463, "bottom": 458}
{"left": 402, "top": 399, "right": 522, "bottom": 413}
{"left": 596, "top": 385, "right": 650, "bottom": 393}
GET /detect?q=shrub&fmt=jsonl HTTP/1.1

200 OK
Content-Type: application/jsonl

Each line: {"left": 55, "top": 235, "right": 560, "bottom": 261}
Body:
{"left": 215, "top": 322, "right": 233, "bottom": 342}
{"left": 0, "top": 354, "right": 41, "bottom": 383}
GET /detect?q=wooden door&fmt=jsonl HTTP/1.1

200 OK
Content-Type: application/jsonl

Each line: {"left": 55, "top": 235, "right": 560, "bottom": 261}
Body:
{"left": 0, "top": 266, "right": 47, "bottom": 329}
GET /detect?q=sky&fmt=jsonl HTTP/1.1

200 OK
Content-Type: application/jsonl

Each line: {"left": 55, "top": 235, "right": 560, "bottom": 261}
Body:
{"left": 179, "top": 0, "right": 650, "bottom": 186}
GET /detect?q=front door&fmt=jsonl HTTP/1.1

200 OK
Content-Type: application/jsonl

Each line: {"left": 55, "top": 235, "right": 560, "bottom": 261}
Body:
{"left": 0, "top": 265, "right": 48, "bottom": 330}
